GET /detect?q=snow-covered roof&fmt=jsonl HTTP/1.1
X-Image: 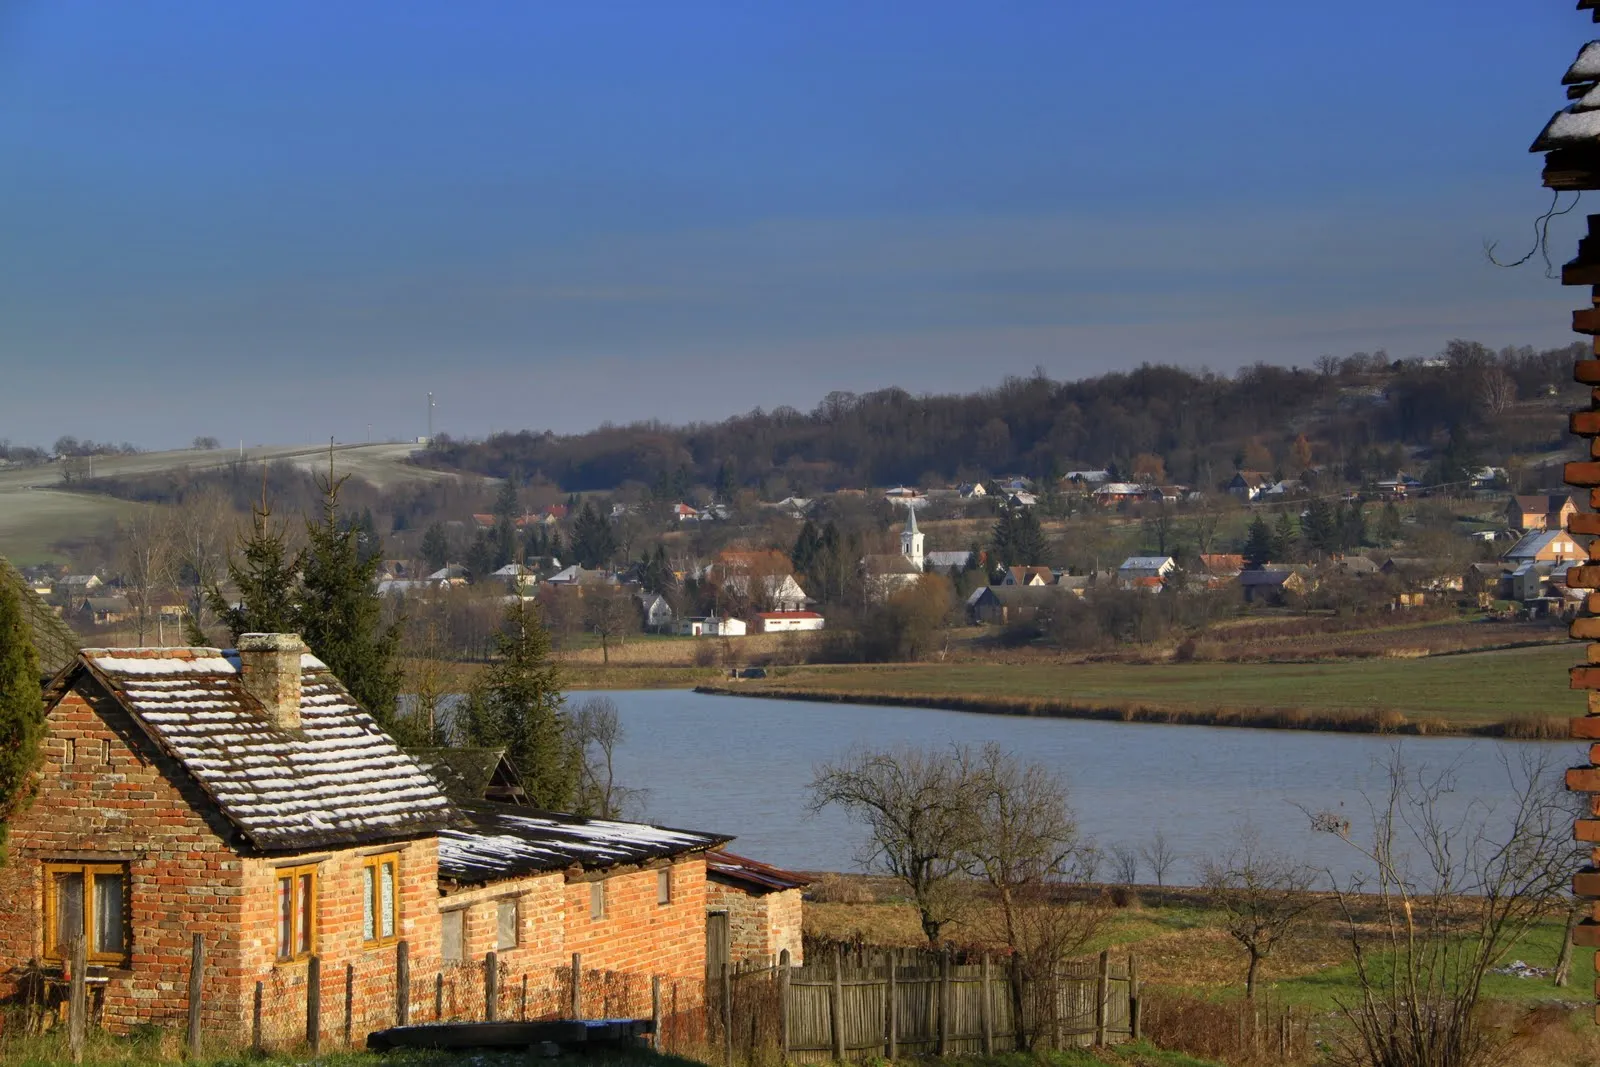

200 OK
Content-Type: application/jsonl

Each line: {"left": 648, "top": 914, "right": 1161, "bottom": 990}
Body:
{"left": 1119, "top": 556, "right": 1174, "bottom": 571}
{"left": 437, "top": 804, "right": 730, "bottom": 883}
{"left": 54, "top": 647, "right": 456, "bottom": 852}
{"left": 705, "top": 850, "right": 811, "bottom": 893}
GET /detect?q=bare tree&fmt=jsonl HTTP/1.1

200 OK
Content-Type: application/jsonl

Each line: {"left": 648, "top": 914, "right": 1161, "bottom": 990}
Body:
{"left": 1110, "top": 844, "right": 1141, "bottom": 885}
{"left": 583, "top": 586, "right": 638, "bottom": 665}
{"left": 570, "top": 695, "right": 644, "bottom": 819}
{"left": 169, "top": 488, "right": 233, "bottom": 642}
{"left": 809, "top": 745, "right": 978, "bottom": 945}
{"left": 1199, "top": 823, "right": 1320, "bottom": 998}
{"left": 116, "top": 508, "right": 174, "bottom": 646}
{"left": 398, "top": 615, "right": 451, "bottom": 747}
{"left": 960, "top": 743, "right": 1089, "bottom": 1049}
{"left": 1140, "top": 829, "right": 1179, "bottom": 887}
{"left": 1310, "top": 750, "right": 1577, "bottom": 1067}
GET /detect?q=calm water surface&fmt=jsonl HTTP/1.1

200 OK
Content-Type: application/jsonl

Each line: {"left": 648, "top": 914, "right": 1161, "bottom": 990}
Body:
{"left": 598, "top": 689, "right": 1582, "bottom": 887}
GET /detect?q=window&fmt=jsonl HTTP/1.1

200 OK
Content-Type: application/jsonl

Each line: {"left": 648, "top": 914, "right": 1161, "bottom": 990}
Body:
{"left": 275, "top": 864, "right": 318, "bottom": 962}
{"left": 496, "top": 898, "right": 518, "bottom": 951}
{"left": 589, "top": 881, "right": 606, "bottom": 920}
{"left": 362, "top": 853, "right": 400, "bottom": 945}
{"left": 656, "top": 868, "right": 672, "bottom": 906}
{"left": 44, "top": 862, "right": 129, "bottom": 965}
{"left": 441, "top": 909, "right": 465, "bottom": 963}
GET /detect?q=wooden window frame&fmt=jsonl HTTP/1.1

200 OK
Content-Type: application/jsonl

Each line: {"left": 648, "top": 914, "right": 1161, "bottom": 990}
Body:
{"left": 43, "top": 861, "right": 130, "bottom": 966}
{"left": 656, "top": 867, "right": 672, "bottom": 906}
{"left": 589, "top": 880, "right": 606, "bottom": 921}
{"left": 275, "top": 864, "right": 319, "bottom": 963}
{"left": 361, "top": 852, "right": 401, "bottom": 947}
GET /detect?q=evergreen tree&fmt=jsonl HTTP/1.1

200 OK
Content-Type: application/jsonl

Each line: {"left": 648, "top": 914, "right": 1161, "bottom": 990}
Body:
{"left": 466, "top": 530, "right": 497, "bottom": 580}
{"left": 298, "top": 474, "right": 404, "bottom": 730}
{"left": 548, "top": 530, "right": 566, "bottom": 565}
{"left": 1341, "top": 500, "right": 1367, "bottom": 551}
{"left": 1377, "top": 501, "right": 1403, "bottom": 546}
{"left": 420, "top": 523, "right": 451, "bottom": 572}
{"left": 460, "top": 600, "right": 579, "bottom": 810}
{"left": 0, "top": 580, "right": 43, "bottom": 860}
{"left": 491, "top": 479, "right": 520, "bottom": 569}
{"left": 1243, "top": 515, "right": 1275, "bottom": 568}
{"left": 791, "top": 520, "right": 823, "bottom": 575}
{"left": 569, "top": 502, "right": 617, "bottom": 569}
{"left": 1273, "top": 511, "right": 1298, "bottom": 560}
{"left": 641, "top": 544, "right": 674, "bottom": 595}
{"left": 715, "top": 463, "right": 736, "bottom": 504}
{"left": 1011, "top": 507, "right": 1049, "bottom": 565}
{"left": 1302, "top": 498, "right": 1337, "bottom": 556}
{"left": 990, "top": 509, "right": 1018, "bottom": 568}
{"left": 209, "top": 500, "right": 302, "bottom": 642}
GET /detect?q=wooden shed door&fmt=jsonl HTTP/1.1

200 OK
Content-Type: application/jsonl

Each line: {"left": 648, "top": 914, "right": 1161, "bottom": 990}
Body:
{"left": 706, "top": 910, "right": 730, "bottom": 977}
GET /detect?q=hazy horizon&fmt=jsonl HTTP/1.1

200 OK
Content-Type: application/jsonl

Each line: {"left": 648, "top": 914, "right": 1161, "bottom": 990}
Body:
{"left": 1, "top": 3, "right": 1589, "bottom": 449}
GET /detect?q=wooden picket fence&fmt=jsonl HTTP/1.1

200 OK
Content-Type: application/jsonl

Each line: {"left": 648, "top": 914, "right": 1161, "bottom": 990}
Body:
{"left": 740, "top": 946, "right": 1137, "bottom": 1063}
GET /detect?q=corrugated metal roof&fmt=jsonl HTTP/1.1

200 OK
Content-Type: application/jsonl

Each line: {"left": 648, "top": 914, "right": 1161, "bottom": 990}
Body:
{"left": 706, "top": 850, "right": 811, "bottom": 893}
{"left": 437, "top": 804, "right": 730, "bottom": 883}
{"left": 50, "top": 647, "right": 457, "bottom": 852}
{"left": 0, "top": 554, "right": 82, "bottom": 681}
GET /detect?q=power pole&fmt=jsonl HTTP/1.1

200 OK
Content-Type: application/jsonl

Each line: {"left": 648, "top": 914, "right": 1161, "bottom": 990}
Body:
{"left": 427, "top": 392, "right": 435, "bottom": 441}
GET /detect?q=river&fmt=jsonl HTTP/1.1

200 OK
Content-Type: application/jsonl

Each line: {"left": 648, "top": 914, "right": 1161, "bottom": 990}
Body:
{"left": 593, "top": 689, "right": 1584, "bottom": 887}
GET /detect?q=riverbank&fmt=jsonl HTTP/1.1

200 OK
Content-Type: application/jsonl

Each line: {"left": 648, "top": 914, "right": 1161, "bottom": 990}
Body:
{"left": 693, "top": 643, "right": 1584, "bottom": 738}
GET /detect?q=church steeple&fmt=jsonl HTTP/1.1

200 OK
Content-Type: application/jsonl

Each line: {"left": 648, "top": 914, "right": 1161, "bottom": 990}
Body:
{"left": 900, "top": 505, "right": 924, "bottom": 570}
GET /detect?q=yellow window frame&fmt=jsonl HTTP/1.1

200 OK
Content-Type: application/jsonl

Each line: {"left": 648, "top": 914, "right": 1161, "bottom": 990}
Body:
{"left": 362, "top": 852, "right": 401, "bottom": 946}
{"left": 43, "top": 862, "right": 130, "bottom": 966}
{"left": 275, "top": 864, "right": 319, "bottom": 962}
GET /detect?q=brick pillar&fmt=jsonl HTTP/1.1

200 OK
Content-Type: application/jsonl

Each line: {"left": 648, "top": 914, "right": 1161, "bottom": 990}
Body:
{"left": 1560, "top": 213, "right": 1600, "bottom": 1012}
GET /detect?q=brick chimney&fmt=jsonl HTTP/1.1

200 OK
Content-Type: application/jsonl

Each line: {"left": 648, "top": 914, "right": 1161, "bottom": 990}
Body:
{"left": 237, "top": 633, "right": 306, "bottom": 730}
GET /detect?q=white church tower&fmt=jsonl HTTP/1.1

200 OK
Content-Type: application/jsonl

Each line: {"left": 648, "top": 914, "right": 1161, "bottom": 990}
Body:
{"left": 901, "top": 505, "right": 925, "bottom": 570}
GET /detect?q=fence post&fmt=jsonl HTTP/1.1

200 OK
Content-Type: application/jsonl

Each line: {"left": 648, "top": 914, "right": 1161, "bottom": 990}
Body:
{"left": 723, "top": 962, "right": 735, "bottom": 1067}
{"left": 569, "top": 952, "right": 582, "bottom": 1019}
{"left": 886, "top": 951, "right": 897, "bottom": 1062}
{"left": 396, "top": 941, "right": 410, "bottom": 1026}
{"left": 252, "top": 981, "right": 263, "bottom": 1053}
{"left": 434, "top": 972, "right": 444, "bottom": 1022}
{"left": 652, "top": 975, "right": 664, "bottom": 1053}
{"left": 343, "top": 962, "right": 354, "bottom": 1046}
{"left": 307, "top": 955, "right": 322, "bottom": 1054}
{"left": 485, "top": 951, "right": 498, "bottom": 1022}
{"left": 830, "top": 946, "right": 845, "bottom": 1063}
{"left": 185, "top": 934, "right": 204, "bottom": 1059}
{"left": 1051, "top": 961, "right": 1062, "bottom": 1050}
{"left": 980, "top": 952, "right": 994, "bottom": 1055}
{"left": 777, "top": 949, "right": 790, "bottom": 1058}
{"left": 937, "top": 949, "right": 951, "bottom": 1057}
{"left": 1127, "top": 954, "right": 1140, "bottom": 1042}
{"left": 521, "top": 975, "right": 529, "bottom": 1022}
{"left": 1093, "top": 950, "right": 1109, "bottom": 1046}
{"left": 68, "top": 936, "right": 86, "bottom": 1065}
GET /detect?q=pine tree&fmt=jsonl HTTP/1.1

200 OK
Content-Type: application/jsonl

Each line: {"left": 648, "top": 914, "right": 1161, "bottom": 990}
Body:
{"left": 297, "top": 474, "right": 404, "bottom": 730}
{"left": 1244, "top": 515, "right": 1275, "bottom": 568}
{"left": 1302, "top": 498, "right": 1337, "bottom": 557}
{"left": 641, "top": 544, "right": 674, "bottom": 596}
{"left": 1011, "top": 508, "right": 1049, "bottom": 565}
{"left": 420, "top": 522, "right": 451, "bottom": 572}
{"left": 460, "top": 600, "right": 579, "bottom": 810}
{"left": 990, "top": 509, "right": 1018, "bottom": 568}
{"left": 791, "top": 520, "right": 823, "bottom": 576}
{"left": 209, "top": 500, "right": 302, "bottom": 643}
{"left": 492, "top": 479, "right": 519, "bottom": 569}
{"left": 569, "top": 502, "right": 616, "bottom": 569}
{"left": 1342, "top": 500, "right": 1367, "bottom": 551}
{"left": 1377, "top": 501, "right": 1403, "bottom": 546}
{"left": 0, "top": 580, "right": 43, "bottom": 860}
{"left": 1273, "top": 511, "right": 1298, "bottom": 561}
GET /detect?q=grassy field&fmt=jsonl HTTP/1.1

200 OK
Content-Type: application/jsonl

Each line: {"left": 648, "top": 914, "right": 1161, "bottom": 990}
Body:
{"left": 721, "top": 643, "right": 1585, "bottom": 735}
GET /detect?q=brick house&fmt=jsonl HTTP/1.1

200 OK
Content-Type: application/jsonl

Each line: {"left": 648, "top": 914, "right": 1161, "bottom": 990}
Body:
{"left": 1505, "top": 493, "right": 1578, "bottom": 532}
{"left": 0, "top": 635, "right": 456, "bottom": 1037}
{"left": 0, "top": 634, "right": 750, "bottom": 1038}
{"left": 704, "top": 851, "right": 809, "bottom": 969}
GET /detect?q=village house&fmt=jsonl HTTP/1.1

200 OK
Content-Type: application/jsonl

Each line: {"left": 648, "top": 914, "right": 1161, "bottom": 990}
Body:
{"left": 1502, "top": 529, "right": 1585, "bottom": 566}
{"left": 1239, "top": 568, "right": 1308, "bottom": 605}
{"left": 754, "top": 611, "right": 826, "bottom": 634}
{"left": 1001, "top": 565, "right": 1053, "bottom": 587}
{"left": 1505, "top": 493, "right": 1578, "bottom": 533}
{"left": 704, "top": 852, "right": 809, "bottom": 969}
{"left": 922, "top": 550, "right": 974, "bottom": 575}
{"left": 80, "top": 595, "right": 133, "bottom": 626}
{"left": 1092, "top": 483, "right": 1145, "bottom": 507}
{"left": 955, "top": 483, "right": 986, "bottom": 499}
{"left": 968, "top": 585, "right": 1063, "bottom": 625}
{"left": 0, "top": 633, "right": 781, "bottom": 1039}
{"left": 636, "top": 591, "right": 674, "bottom": 632}
{"left": 675, "top": 616, "right": 747, "bottom": 637}
{"left": 1226, "top": 471, "right": 1270, "bottom": 501}
{"left": 1117, "top": 556, "right": 1175, "bottom": 589}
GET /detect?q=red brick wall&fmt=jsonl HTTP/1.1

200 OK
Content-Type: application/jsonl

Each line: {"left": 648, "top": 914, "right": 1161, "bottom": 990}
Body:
{"left": 705, "top": 882, "right": 804, "bottom": 967}
{"left": 0, "top": 681, "right": 444, "bottom": 1045}
{"left": 0, "top": 686, "right": 249, "bottom": 1033}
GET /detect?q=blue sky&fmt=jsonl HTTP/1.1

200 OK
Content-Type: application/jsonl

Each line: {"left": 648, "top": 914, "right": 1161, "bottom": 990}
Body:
{"left": 0, "top": 2, "right": 1591, "bottom": 448}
